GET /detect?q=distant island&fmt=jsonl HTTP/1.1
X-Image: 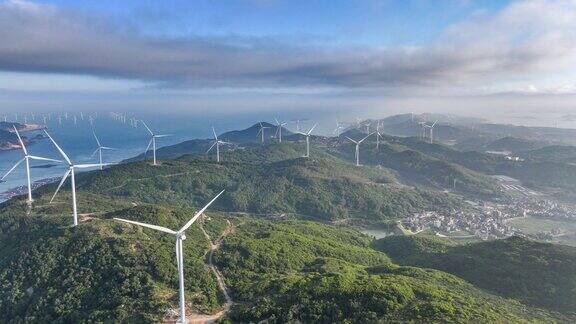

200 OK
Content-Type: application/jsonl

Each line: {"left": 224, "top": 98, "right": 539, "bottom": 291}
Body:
{"left": 0, "top": 122, "right": 46, "bottom": 151}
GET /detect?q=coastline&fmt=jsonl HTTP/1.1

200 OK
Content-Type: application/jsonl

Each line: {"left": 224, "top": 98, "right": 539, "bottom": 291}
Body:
{"left": 0, "top": 177, "right": 59, "bottom": 203}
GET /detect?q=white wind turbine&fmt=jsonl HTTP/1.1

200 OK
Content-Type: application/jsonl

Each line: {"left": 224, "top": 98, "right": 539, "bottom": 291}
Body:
{"left": 423, "top": 121, "right": 437, "bottom": 144}
{"left": 45, "top": 130, "right": 106, "bottom": 227}
{"left": 207, "top": 127, "right": 231, "bottom": 163}
{"left": 333, "top": 119, "right": 344, "bottom": 137}
{"left": 114, "top": 190, "right": 225, "bottom": 324}
{"left": 91, "top": 131, "right": 114, "bottom": 170}
{"left": 274, "top": 118, "right": 287, "bottom": 143}
{"left": 142, "top": 121, "right": 170, "bottom": 166}
{"left": 375, "top": 121, "right": 384, "bottom": 149}
{"left": 346, "top": 133, "right": 373, "bottom": 166}
{"left": 256, "top": 122, "right": 270, "bottom": 144}
{"left": 297, "top": 124, "right": 317, "bottom": 158}
{"left": 1, "top": 127, "right": 61, "bottom": 204}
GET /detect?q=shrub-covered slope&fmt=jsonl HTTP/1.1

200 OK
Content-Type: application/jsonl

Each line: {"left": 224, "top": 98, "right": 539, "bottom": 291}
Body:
{"left": 374, "top": 235, "right": 576, "bottom": 313}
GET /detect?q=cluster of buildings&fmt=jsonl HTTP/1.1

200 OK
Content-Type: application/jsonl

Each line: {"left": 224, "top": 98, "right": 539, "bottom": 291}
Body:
{"left": 402, "top": 198, "right": 576, "bottom": 240}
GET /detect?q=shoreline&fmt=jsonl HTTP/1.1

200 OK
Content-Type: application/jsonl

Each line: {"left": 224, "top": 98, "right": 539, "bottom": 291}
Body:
{"left": 0, "top": 177, "right": 59, "bottom": 203}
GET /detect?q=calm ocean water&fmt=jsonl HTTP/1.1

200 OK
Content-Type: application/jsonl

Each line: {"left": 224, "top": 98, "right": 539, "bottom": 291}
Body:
{"left": 0, "top": 112, "right": 264, "bottom": 195}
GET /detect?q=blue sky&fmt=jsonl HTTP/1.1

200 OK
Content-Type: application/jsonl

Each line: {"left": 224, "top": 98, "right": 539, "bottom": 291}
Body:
{"left": 34, "top": 0, "right": 507, "bottom": 44}
{"left": 0, "top": 0, "right": 575, "bottom": 122}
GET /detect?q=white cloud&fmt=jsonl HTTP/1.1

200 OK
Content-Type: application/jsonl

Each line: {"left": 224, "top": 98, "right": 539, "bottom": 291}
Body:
{"left": 0, "top": 0, "right": 575, "bottom": 94}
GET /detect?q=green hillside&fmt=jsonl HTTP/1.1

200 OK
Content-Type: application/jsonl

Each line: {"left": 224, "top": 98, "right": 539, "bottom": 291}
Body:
{"left": 72, "top": 148, "right": 463, "bottom": 222}
{"left": 374, "top": 235, "right": 576, "bottom": 313}
{"left": 215, "top": 219, "right": 569, "bottom": 323}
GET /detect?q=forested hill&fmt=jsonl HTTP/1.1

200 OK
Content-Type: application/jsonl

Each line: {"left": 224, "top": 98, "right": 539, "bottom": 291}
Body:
{"left": 0, "top": 199, "right": 572, "bottom": 322}
{"left": 75, "top": 147, "right": 464, "bottom": 223}
{"left": 374, "top": 235, "right": 576, "bottom": 313}
{"left": 1, "top": 124, "right": 575, "bottom": 322}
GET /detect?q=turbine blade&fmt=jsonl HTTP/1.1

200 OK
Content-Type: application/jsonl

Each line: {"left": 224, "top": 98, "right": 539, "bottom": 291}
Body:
{"left": 92, "top": 131, "right": 101, "bottom": 147}
{"left": 113, "top": 218, "right": 177, "bottom": 235}
{"left": 75, "top": 163, "right": 108, "bottom": 169}
{"left": 28, "top": 155, "right": 61, "bottom": 163}
{"left": 100, "top": 146, "right": 114, "bottom": 150}
{"left": 141, "top": 121, "right": 154, "bottom": 136}
{"left": 345, "top": 136, "right": 358, "bottom": 144}
{"left": 212, "top": 127, "right": 218, "bottom": 140}
{"left": 1, "top": 158, "right": 25, "bottom": 181}
{"left": 154, "top": 134, "right": 171, "bottom": 138}
{"left": 145, "top": 138, "right": 153, "bottom": 154}
{"left": 50, "top": 169, "right": 71, "bottom": 203}
{"left": 13, "top": 126, "right": 27, "bottom": 155}
{"left": 359, "top": 133, "right": 373, "bottom": 143}
{"left": 178, "top": 190, "right": 225, "bottom": 233}
{"left": 44, "top": 130, "right": 71, "bottom": 164}
{"left": 207, "top": 141, "right": 217, "bottom": 153}
{"left": 307, "top": 123, "right": 317, "bottom": 135}
{"left": 90, "top": 148, "right": 100, "bottom": 159}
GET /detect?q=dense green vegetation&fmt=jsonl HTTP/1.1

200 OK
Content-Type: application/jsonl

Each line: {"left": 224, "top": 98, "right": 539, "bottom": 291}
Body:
{"left": 77, "top": 146, "right": 464, "bottom": 222}
{"left": 374, "top": 235, "right": 576, "bottom": 313}
{"left": 216, "top": 219, "right": 569, "bottom": 323}
{"left": 1, "top": 119, "right": 576, "bottom": 322}
{"left": 0, "top": 200, "right": 223, "bottom": 322}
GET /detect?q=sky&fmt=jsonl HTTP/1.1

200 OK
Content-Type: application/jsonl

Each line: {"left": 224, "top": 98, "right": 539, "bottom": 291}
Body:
{"left": 0, "top": 0, "right": 575, "bottom": 125}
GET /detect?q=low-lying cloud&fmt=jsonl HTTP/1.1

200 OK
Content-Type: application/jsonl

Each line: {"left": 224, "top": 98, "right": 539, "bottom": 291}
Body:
{"left": 0, "top": 0, "right": 575, "bottom": 92}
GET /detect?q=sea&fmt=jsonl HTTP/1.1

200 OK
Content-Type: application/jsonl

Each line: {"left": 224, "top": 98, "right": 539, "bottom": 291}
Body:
{"left": 0, "top": 112, "right": 266, "bottom": 199}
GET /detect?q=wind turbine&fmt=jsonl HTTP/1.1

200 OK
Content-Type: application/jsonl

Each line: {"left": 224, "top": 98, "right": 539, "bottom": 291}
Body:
{"left": 423, "top": 121, "right": 437, "bottom": 144}
{"left": 142, "top": 121, "right": 170, "bottom": 166}
{"left": 207, "top": 127, "right": 231, "bottom": 163}
{"left": 45, "top": 130, "right": 106, "bottom": 226}
{"left": 274, "top": 118, "right": 287, "bottom": 143}
{"left": 333, "top": 119, "right": 344, "bottom": 137}
{"left": 114, "top": 190, "right": 225, "bottom": 324}
{"left": 1, "top": 127, "right": 61, "bottom": 204}
{"left": 375, "top": 121, "right": 384, "bottom": 149}
{"left": 297, "top": 124, "right": 317, "bottom": 158}
{"left": 256, "top": 122, "right": 270, "bottom": 144}
{"left": 91, "top": 131, "right": 114, "bottom": 170}
{"left": 346, "top": 133, "right": 373, "bottom": 166}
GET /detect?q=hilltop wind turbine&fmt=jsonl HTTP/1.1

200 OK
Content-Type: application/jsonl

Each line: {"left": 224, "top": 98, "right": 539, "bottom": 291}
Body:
{"left": 142, "top": 121, "right": 170, "bottom": 166}
{"left": 297, "top": 124, "right": 317, "bottom": 158}
{"left": 1, "top": 127, "right": 61, "bottom": 204}
{"left": 333, "top": 119, "right": 344, "bottom": 137}
{"left": 274, "top": 118, "right": 287, "bottom": 143}
{"left": 207, "top": 127, "right": 231, "bottom": 163}
{"left": 91, "top": 131, "right": 114, "bottom": 170}
{"left": 423, "top": 121, "right": 437, "bottom": 144}
{"left": 114, "top": 190, "right": 225, "bottom": 324}
{"left": 257, "top": 122, "right": 270, "bottom": 144}
{"left": 346, "top": 133, "right": 373, "bottom": 166}
{"left": 375, "top": 121, "right": 384, "bottom": 149}
{"left": 45, "top": 131, "right": 106, "bottom": 226}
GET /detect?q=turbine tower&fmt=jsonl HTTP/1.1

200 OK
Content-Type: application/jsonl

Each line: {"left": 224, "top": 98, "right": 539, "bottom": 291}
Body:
{"left": 256, "top": 122, "right": 270, "bottom": 144}
{"left": 346, "top": 133, "right": 373, "bottom": 166}
{"left": 91, "top": 131, "right": 114, "bottom": 170}
{"left": 142, "top": 121, "right": 170, "bottom": 166}
{"left": 45, "top": 131, "right": 106, "bottom": 227}
{"left": 1, "top": 127, "right": 61, "bottom": 204}
{"left": 274, "top": 118, "right": 287, "bottom": 143}
{"left": 207, "top": 127, "right": 231, "bottom": 162}
{"left": 375, "top": 121, "right": 383, "bottom": 149}
{"left": 297, "top": 124, "right": 317, "bottom": 158}
{"left": 114, "top": 190, "right": 225, "bottom": 324}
